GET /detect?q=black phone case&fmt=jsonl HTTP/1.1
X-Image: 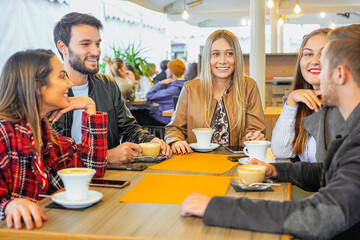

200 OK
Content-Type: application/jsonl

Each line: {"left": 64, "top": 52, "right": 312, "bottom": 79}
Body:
{"left": 107, "top": 163, "right": 147, "bottom": 171}
{"left": 227, "top": 155, "right": 247, "bottom": 162}
{"left": 133, "top": 155, "right": 168, "bottom": 163}
{"left": 90, "top": 179, "right": 130, "bottom": 188}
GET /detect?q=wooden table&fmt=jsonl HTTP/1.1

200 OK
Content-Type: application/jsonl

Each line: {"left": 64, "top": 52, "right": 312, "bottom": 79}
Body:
{"left": 0, "top": 147, "right": 290, "bottom": 240}
{"left": 264, "top": 107, "right": 282, "bottom": 141}
{"left": 162, "top": 108, "right": 174, "bottom": 117}
{"left": 127, "top": 100, "right": 148, "bottom": 105}
{"left": 163, "top": 107, "right": 282, "bottom": 118}
{"left": 264, "top": 107, "right": 282, "bottom": 118}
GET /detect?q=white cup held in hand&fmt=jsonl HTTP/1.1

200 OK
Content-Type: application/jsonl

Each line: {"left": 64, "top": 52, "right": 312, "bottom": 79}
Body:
{"left": 243, "top": 140, "right": 271, "bottom": 161}
{"left": 57, "top": 168, "right": 96, "bottom": 201}
{"left": 192, "top": 128, "right": 215, "bottom": 148}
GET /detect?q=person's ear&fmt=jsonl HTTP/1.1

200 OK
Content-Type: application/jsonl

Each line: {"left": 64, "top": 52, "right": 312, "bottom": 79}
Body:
{"left": 57, "top": 40, "right": 68, "bottom": 56}
{"left": 337, "top": 65, "right": 347, "bottom": 86}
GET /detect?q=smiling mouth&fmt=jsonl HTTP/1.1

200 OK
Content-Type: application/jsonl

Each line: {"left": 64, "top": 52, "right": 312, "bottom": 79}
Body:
{"left": 216, "top": 67, "right": 230, "bottom": 70}
{"left": 86, "top": 57, "right": 98, "bottom": 63}
{"left": 309, "top": 69, "right": 321, "bottom": 74}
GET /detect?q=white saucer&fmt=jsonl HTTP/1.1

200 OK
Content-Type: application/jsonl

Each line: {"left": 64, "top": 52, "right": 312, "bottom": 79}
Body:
{"left": 189, "top": 143, "right": 220, "bottom": 152}
{"left": 52, "top": 190, "right": 103, "bottom": 209}
{"left": 238, "top": 157, "right": 276, "bottom": 165}
{"left": 230, "top": 178, "right": 274, "bottom": 191}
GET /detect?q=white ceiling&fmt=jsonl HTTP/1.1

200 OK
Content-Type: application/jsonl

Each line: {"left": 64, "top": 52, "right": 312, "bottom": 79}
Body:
{"left": 129, "top": 0, "right": 360, "bottom": 27}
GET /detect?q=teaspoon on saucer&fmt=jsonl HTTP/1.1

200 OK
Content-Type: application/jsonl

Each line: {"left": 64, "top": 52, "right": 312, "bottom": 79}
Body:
{"left": 248, "top": 182, "right": 281, "bottom": 187}
{"left": 39, "top": 194, "right": 54, "bottom": 199}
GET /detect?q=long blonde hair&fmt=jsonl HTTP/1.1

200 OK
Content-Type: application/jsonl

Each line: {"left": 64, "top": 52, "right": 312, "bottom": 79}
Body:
{"left": 104, "top": 56, "right": 124, "bottom": 78}
{"left": 200, "top": 30, "right": 246, "bottom": 130}
{"left": 291, "top": 28, "right": 330, "bottom": 155}
{"left": 0, "top": 49, "right": 55, "bottom": 153}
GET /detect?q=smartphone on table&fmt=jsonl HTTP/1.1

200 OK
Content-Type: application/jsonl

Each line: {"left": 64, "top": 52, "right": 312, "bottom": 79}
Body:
{"left": 227, "top": 154, "right": 248, "bottom": 162}
{"left": 90, "top": 179, "right": 130, "bottom": 188}
{"left": 224, "top": 145, "right": 244, "bottom": 154}
{"left": 107, "top": 163, "right": 147, "bottom": 171}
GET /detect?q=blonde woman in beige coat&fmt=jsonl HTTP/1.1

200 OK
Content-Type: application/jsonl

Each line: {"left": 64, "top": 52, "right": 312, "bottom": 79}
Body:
{"left": 165, "top": 30, "right": 266, "bottom": 155}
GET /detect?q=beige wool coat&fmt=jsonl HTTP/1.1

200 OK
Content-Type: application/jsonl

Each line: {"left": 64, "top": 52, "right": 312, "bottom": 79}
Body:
{"left": 165, "top": 77, "right": 266, "bottom": 146}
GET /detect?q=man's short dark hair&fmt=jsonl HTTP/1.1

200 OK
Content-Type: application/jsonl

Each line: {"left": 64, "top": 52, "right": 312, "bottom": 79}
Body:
{"left": 160, "top": 60, "right": 170, "bottom": 71}
{"left": 53, "top": 12, "right": 103, "bottom": 59}
{"left": 326, "top": 24, "right": 360, "bottom": 86}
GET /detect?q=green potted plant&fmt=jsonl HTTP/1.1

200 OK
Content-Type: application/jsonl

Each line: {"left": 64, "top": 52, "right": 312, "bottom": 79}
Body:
{"left": 100, "top": 43, "right": 154, "bottom": 84}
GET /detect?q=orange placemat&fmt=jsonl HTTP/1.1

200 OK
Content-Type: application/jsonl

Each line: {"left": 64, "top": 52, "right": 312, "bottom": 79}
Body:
{"left": 149, "top": 153, "right": 237, "bottom": 174}
{"left": 119, "top": 174, "right": 231, "bottom": 204}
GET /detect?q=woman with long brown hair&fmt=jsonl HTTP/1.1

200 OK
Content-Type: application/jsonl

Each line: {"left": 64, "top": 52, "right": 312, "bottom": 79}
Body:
{"left": 104, "top": 57, "right": 137, "bottom": 102}
{"left": 165, "top": 30, "right": 265, "bottom": 154}
{"left": 0, "top": 49, "right": 107, "bottom": 229}
{"left": 271, "top": 28, "right": 330, "bottom": 162}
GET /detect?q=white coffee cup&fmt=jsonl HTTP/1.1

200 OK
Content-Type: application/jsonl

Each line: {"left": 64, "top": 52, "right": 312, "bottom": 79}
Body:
{"left": 57, "top": 168, "right": 96, "bottom": 202}
{"left": 238, "top": 164, "right": 266, "bottom": 185}
{"left": 243, "top": 140, "right": 271, "bottom": 161}
{"left": 192, "top": 128, "right": 215, "bottom": 148}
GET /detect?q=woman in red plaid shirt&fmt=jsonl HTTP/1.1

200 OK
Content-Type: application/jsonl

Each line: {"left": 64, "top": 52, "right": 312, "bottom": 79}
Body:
{"left": 0, "top": 49, "right": 108, "bottom": 230}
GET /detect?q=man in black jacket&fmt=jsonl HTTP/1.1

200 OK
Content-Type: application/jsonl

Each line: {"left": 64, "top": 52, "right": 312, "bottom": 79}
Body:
{"left": 52, "top": 12, "right": 171, "bottom": 163}
{"left": 180, "top": 24, "right": 360, "bottom": 240}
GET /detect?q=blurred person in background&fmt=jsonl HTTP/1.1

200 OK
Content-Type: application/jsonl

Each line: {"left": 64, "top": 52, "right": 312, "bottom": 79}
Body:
{"left": 146, "top": 59, "right": 187, "bottom": 125}
{"left": 104, "top": 57, "right": 135, "bottom": 102}
{"left": 126, "top": 64, "right": 139, "bottom": 86}
{"left": 153, "top": 60, "right": 170, "bottom": 84}
{"left": 184, "top": 62, "right": 198, "bottom": 81}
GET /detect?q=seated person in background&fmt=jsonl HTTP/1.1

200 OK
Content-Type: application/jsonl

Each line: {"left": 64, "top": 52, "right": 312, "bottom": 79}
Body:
{"left": 104, "top": 57, "right": 135, "bottom": 102}
{"left": 146, "top": 59, "right": 187, "bottom": 125}
{"left": 126, "top": 64, "right": 139, "bottom": 86}
{"left": 271, "top": 28, "right": 344, "bottom": 163}
{"left": 165, "top": 30, "right": 265, "bottom": 155}
{"left": 184, "top": 62, "right": 198, "bottom": 81}
{"left": 137, "top": 63, "right": 156, "bottom": 99}
{"left": 180, "top": 24, "right": 360, "bottom": 239}
{"left": 53, "top": 12, "right": 171, "bottom": 164}
{"left": 0, "top": 49, "right": 108, "bottom": 229}
{"left": 153, "top": 60, "right": 170, "bottom": 84}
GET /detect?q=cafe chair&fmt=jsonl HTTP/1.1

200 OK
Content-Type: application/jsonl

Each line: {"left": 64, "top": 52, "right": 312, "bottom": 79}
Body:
{"left": 173, "top": 96, "right": 179, "bottom": 110}
{"left": 143, "top": 125, "right": 165, "bottom": 139}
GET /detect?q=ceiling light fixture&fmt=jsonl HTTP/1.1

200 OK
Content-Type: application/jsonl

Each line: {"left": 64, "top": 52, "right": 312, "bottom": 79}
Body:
{"left": 182, "top": 0, "right": 189, "bottom": 20}
{"left": 241, "top": 18, "right": 247, "bottom": 26}
{"left": 294, "top": 1, "right": 301, "bottom": 14}
{"left": 182, "top": 9, "right": 189, "bottom": 20}
{"left": 330, "top": 14, "right": 336, "bottom": 29}
{"left": 330, "top": 21, "right": 336, "bottom": 29}
{"left": 320, "top": 12, "right": 326, "bottom": 18}
{"left": 266, "top": 0, "right": 274, "bottom": 9}
{"left": 278, "top": 16, "right": 284, "bottom": 25}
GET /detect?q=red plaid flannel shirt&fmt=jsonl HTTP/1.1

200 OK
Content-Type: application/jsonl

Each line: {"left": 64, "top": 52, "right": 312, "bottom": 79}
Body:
{"left": 0, "top": 112, "right": 107, "bottom": 221}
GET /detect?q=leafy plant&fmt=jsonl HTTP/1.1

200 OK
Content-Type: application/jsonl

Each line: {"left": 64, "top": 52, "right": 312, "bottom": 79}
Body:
{"left": 112, "top": 43, "right": 154, "bottom": 78}
{"left": 99, "top": 62, "right": 107, "bottom": 74}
